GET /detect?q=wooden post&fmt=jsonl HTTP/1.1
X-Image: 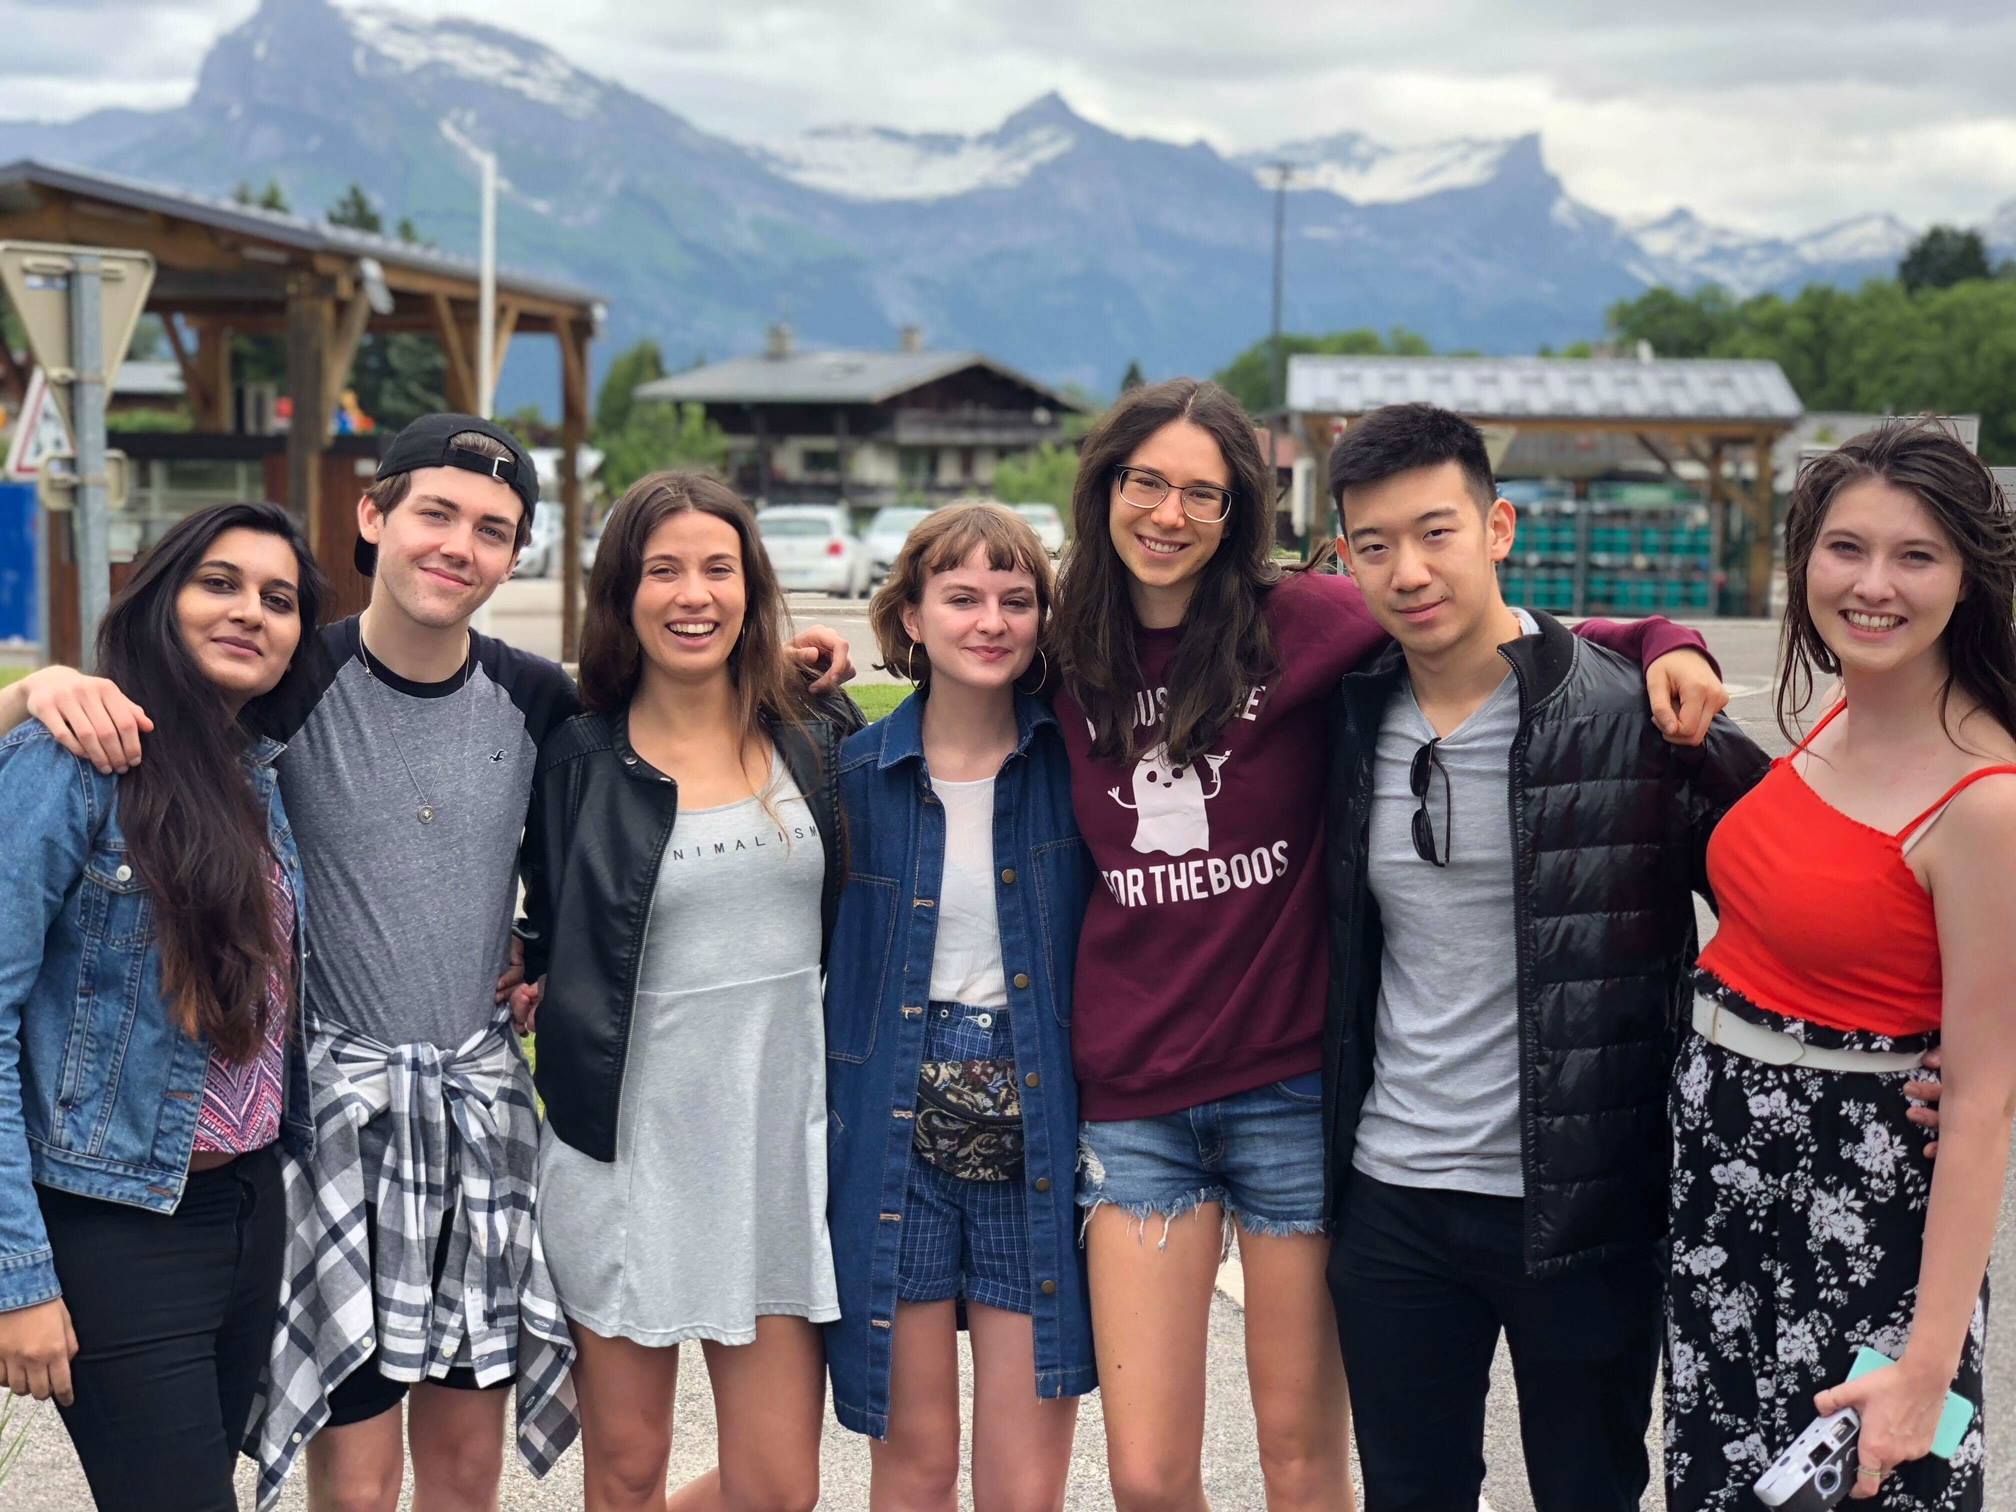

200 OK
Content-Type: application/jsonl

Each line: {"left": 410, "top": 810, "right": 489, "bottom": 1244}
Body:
{"left": 1746, "top": 430, "right": 1777, "bottom": 616}
{"left": 285, "top": 281, "right": 332, "bottom": 546}
{"left": 557, "top": 317, "right": 592, "bottom": 663}
{"left": 321, "top": 289, "right": 374, "bottom": 441}
{"left": 197, "top": 321, "right": 233, "bottom": 431}
{"left": 432, "top": 294, "right": 478, "bottom": 414}
{"left": 488, "top": 303, "right": 520, "bottom": 401}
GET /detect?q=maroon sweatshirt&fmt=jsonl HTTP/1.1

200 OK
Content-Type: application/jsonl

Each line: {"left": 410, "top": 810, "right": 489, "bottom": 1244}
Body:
{"left": 1057, "top": 572, "right": 1712, "bottom": 1121}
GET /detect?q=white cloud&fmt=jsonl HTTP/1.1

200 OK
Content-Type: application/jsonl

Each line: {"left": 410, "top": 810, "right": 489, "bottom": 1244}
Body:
{"left": 3, "top": 0, "right": 2014, "bottom": 234}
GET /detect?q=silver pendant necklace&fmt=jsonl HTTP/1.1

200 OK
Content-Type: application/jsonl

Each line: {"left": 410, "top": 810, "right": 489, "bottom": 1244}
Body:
{"left": 357, "top": 635, "right": 474, "bottom": 826}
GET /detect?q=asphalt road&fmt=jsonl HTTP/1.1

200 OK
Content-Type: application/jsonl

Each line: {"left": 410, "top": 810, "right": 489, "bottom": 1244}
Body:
{"left": 9, "top": 600, "right": 2011, "bottom": 1510}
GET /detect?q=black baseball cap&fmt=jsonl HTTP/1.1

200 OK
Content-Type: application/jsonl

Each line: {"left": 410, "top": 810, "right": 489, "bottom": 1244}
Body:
{"left": 355, "top": 412, "right": 538, "bottom": 576}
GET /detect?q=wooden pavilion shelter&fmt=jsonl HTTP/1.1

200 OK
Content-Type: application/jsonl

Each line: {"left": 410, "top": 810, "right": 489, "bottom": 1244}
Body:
{"left": 1288, "top": 355, "right": 1803, "bottom": 614}
{"left": 0, "top": 159, "right": 602, "bottom": 660}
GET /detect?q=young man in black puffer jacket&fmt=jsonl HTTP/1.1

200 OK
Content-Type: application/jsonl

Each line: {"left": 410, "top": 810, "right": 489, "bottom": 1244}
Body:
{"left": 1319, "top": 403, "right": 1769, "bottom": 1512}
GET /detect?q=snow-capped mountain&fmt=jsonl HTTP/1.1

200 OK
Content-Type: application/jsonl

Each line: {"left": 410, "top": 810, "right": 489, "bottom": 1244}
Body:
{"left": 0, "top": 0, "right": 1972, "bottom": 398}
{"left": 1239, "top": 133, "right": 1522, "bottom": 205}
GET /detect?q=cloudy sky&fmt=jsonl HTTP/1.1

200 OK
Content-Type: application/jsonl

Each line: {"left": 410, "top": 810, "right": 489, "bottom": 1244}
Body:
{"left": 5, "top": 0, "right": 2015, "bottom": 234}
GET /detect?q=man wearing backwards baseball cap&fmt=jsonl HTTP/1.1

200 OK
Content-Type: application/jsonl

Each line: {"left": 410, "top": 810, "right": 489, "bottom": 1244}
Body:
{"left": 2, "top": 413, "right": 857, "bottom": 1509}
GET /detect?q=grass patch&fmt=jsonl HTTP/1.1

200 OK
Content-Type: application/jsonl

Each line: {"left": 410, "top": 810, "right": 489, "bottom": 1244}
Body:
{"left": 0, "top": 668, "right": 24, "bottom": 688}
{"left": 852, "top": 683, "right": 912, "bottom": 722}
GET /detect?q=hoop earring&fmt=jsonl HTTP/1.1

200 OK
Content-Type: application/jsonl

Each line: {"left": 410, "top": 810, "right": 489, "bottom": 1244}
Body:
{"left": 1020, "top": 647, "right": 1049, "bottom": 690}
{"left": 906, "top": 642, "right": 922, "bottom": 683}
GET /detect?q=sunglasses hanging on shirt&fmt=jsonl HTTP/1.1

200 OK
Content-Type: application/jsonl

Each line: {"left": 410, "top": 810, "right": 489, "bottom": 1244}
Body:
{"left": 1410, "top": 737, "right": 1450, "bottom": 867}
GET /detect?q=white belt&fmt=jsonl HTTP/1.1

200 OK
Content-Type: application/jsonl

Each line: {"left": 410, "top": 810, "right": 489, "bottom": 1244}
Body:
{"left": 1692, "top": 995, "right": 1926, "bottom": 1074}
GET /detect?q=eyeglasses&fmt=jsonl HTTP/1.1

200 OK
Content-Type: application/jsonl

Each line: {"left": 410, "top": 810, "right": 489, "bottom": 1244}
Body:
{"left": 1410, "top": 738, "right": 1450, "bottom": 867}
{"left": 1115, "top": 466, "right": 1234, "bottom": 525}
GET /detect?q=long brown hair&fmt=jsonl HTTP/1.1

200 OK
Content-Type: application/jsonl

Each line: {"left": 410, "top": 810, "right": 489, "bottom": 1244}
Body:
{"left": 97, "top": 502, "right": 327, "bottom": 1060}
{"left": 867, "top": 500, "right": 1057, "bottom": 687}
{"left": 1053, "top": 378, "right": 1280, "bottom": 765}
{"left": 578, "top": 471, "right": 818, "bottom": 746}
{"left": 1778, "top": 416, "right": 2016, "bottom": 749}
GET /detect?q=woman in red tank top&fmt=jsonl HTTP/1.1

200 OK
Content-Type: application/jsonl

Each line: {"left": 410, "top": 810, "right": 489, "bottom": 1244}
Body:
{"left": 1665, "top": 419, "right": 2016, "bottom": 1511}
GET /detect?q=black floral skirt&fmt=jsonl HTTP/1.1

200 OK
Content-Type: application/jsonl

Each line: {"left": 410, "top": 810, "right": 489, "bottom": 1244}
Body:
{"left": 1664, "top": 976, "right": 1988, "bottom": 1511}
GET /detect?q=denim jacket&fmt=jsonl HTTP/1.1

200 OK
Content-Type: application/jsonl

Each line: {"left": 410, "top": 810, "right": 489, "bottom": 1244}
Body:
{"left": 0, "top": 725, "right": 312, "bottom": 1313}
{"left": 823, "top": 689, "right": 1097, "bottom": 1438}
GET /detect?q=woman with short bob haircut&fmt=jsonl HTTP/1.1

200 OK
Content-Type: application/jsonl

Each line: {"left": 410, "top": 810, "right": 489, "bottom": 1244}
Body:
{"left": 0, "top": 501, "right": 324, "bottom": 1510}
{"left": 1667, "top": 420, "right": 2016, "bottom": 1510}
{"left": 1050, "top": 377, "right": 1725, "bottom": 1510}
{"left": 522, "top": 471, "right": 859, "bottom": 1512}
{"left": 827, "top": 501, "right": 1095, "bottom": 1508}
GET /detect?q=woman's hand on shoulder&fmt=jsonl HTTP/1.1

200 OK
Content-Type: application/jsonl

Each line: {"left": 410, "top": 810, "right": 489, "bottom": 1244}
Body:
{"left": 12, "top": 667, "right": 152, "bottom": 775}
{"left": 1646, "top": 649, "right": 1728, "bottom": 747}
{"left": 789, "top": 626, "right": 856, "bottom": 694}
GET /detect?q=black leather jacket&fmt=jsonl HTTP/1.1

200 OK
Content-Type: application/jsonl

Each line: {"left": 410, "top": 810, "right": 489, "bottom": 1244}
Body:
{"left": 1322, "top": 612, "right": 1769, "bottom": 1275}
{"left": 522, "top": 699, "right": 859, "bottom": 1161}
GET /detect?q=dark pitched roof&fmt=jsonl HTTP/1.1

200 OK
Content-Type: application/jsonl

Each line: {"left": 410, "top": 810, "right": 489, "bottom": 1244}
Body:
{"left": 0, "top": 158, "right": 601, "bottom": 309}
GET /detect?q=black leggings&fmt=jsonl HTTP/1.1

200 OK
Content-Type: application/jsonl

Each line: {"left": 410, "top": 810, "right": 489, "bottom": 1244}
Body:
{"left": 37, "top": 1145, "right": 286, "bottom": 1512}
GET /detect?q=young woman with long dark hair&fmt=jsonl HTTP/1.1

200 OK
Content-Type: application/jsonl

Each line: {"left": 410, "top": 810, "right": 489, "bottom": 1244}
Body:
{"left": 1666, "top": 420, "right": 2016, "bottom": 1510}
{"left": 0, "top": 502, "right": 324, "bottom": 1510}
{"left": 1051, "top": 378, "right": 1726, "bottom": 1510}
{"left": 825, "top": 503, "right": 1094, "bottom": 1510}
{"left": 521, "top": 472, "right": 857, "bottom": 1512}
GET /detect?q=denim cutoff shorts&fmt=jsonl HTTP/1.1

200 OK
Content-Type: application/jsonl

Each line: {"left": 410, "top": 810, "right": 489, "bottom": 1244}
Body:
{"left": 896, "top": 1003, "right": 1031, "bottom": 1315}
{"left": 1076, "top": 1071, "right": 1328, "bottom": 1243}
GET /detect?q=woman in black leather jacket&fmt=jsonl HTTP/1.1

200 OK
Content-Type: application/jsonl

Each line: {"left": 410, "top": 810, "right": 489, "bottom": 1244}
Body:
{"left": 517, "top": 471, "right": 858, "bottom": 1512}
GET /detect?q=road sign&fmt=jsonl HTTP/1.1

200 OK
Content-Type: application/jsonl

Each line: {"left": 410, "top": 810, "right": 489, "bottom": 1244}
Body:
{"left": 3, "top": 367, "right": 73, "bottom": 481}
{"left": 0, "top": 242, "right": 156, "bottom": 435}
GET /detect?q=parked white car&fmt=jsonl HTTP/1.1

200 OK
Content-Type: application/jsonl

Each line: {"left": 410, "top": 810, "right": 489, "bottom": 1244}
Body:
{"left": 864, "top": 506, "right": 935, "bottom": 582}
{"left": 1010, "top": 503, "right": 1067, "bottom": 556}
{"left": 758, "top": 504, "right": 872, "bottom": 597}
{"left": 513, "top": 502, "right": 563, "bottom": 578}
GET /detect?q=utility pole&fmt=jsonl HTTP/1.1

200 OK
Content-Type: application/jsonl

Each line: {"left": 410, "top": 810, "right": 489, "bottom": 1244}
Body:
{"left": 1265, "top": 161, "right": 1295, "bottom": 550}
{"left": 476, "top": 148, "right": 498, "bottom": 420}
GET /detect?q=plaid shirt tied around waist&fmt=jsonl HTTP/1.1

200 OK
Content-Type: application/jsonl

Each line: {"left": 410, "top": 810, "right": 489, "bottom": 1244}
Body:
{"left": 251, "top": 1012, "right": 578, "bottom": 1507}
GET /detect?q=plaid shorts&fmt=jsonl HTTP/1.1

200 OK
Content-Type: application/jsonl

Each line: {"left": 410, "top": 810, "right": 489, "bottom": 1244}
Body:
{"left": 895, "top": 1004, "right": 1031, "bottom": 1315}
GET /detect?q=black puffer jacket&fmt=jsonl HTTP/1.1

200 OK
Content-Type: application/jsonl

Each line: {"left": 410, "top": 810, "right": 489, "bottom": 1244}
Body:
{"left": 1322, "top": 612, "right": 1768, "bottom": 1276}
{"left": 522, "top": 698, "right": 861, "bottom": 1161}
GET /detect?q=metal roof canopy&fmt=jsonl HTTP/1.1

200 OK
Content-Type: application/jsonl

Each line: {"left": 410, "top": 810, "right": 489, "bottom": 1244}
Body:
{"left": 0, "top": 158, "right": 603, "bottom": 659}
{"left": 1287, "top": 355, "right": 1801, "bottom": 429}
{"left": 1290, "top": 354, "right": 1805, "bottom": 615}
{"left": 637, "top": 348, "right": 1085, "bottom": 413}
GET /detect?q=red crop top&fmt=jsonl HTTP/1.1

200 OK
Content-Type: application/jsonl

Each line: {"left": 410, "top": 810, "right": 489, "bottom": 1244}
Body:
{"left": 1697, "top": 703, "right": 2016, "bottom": 1037}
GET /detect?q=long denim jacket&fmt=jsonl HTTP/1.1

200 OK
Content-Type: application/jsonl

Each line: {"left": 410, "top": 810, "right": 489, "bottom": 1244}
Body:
{"left": 823, "top": 689, "right": 1097, "bottom": 1437}
{"left": 0, "top": 725, "right": 312, "bottom": 1313}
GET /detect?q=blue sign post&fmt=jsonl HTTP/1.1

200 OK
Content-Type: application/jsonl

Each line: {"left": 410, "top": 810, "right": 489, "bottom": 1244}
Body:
{"left": 0, "top": 481, "right": 38, "bottom": 645}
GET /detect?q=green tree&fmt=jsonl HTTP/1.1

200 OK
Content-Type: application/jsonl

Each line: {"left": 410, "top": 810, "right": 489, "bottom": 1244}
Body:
{"left": 1604, "top": 283, "right": 1740, "bottom": 356}
{"left": 1601, "top": 276, "right": 2016, "bottom": 461}
{"left": 1119, "top": 360, "right": 1146, "bottom": 393}
{"left": 232, "top": 179, "right": 290, "bottom": 213}
{"left": 596, "top": 339, "right": 667, "bottom": 437}
{"left": 1899, "top": 226, "right": 1991, "bottom": 295}
{"left": 600, "top": 401, "right": 729, "bottom": 494}
{"left": 326, "top": 183, "right": 383, "bottom": 235}
{"left": 1212, "top": 327, "right": 1432, "bottom": 413}
{"left": 993, "top": 443, "right": 1079, "bottom": 513}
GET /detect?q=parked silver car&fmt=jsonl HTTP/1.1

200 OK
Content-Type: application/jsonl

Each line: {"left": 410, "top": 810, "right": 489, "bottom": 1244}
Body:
{"left": 757, "top": 504, "right": 872, "bottom": 597}
{"left": 864, "top": 506, "right": 935, "bottom": 582}
{"left": 1010, "top": 502, "right": 1067, "bottom": 556}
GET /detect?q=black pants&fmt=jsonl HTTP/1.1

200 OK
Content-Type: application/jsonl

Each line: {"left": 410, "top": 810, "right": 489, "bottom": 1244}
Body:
{"left": 37, "top": 1145, "right": 286, "bottom": 1512}
{"left": 1329, "top": 1172, "right": 1660, "bottom": 1512}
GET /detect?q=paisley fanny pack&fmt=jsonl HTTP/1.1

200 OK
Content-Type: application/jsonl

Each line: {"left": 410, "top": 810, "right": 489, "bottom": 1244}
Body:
{"left": 913, "top": 1057, "right": 1024, "bottom": 1183}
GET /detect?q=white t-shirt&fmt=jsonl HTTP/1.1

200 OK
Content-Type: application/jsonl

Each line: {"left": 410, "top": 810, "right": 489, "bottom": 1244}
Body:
{"left": 929, "top": 775, "right": 1010, "bottom": 1008}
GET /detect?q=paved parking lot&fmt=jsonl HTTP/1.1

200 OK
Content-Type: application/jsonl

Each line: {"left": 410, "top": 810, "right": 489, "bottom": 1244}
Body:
{"left": 9, "top": 599, "right": 2011, "bottom": 1510}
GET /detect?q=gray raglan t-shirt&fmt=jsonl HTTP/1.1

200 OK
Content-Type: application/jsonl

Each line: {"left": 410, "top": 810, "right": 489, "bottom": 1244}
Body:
{"left": 1351, "top": 609, "right": 1536, "bottom": 1198}
{"left": 252, "top": 616, "right": 580, "bottom": 1049}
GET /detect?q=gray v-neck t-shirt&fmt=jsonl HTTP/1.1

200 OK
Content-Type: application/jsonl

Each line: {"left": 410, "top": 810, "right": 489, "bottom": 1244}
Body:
{"left": 1352, "top": 610, "right": 1536, "bottom": 1198}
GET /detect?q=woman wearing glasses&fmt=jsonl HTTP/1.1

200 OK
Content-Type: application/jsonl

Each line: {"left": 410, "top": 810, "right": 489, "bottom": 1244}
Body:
{"left": 1049, "top": 378, "right": 1722, "bottom": 1510}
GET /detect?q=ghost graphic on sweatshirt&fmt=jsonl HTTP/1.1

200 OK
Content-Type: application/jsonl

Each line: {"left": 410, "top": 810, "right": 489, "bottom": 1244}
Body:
{"left": 1108, "top": 743, "right": 1229, "bottom": 857}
